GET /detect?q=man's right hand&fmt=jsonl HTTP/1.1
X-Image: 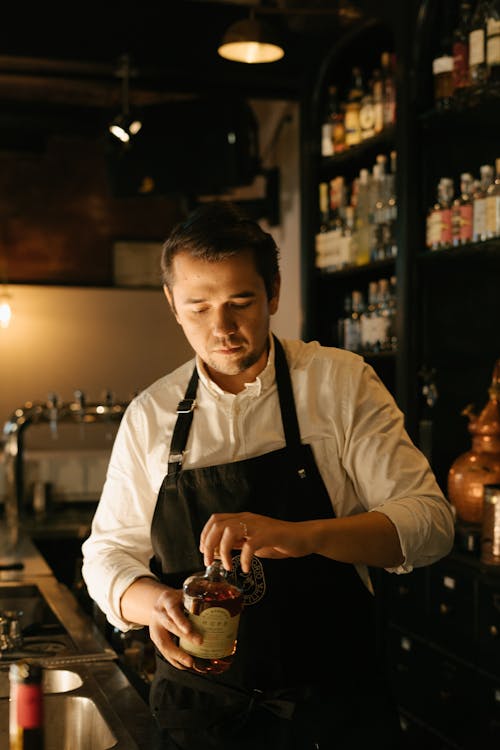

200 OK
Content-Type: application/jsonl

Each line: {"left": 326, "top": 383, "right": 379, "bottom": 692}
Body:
{"left": 120, "top": 576, "right": 202, "bottom": 670}
{"left": 149, "top": 586, "right": 202, "bottom": 670}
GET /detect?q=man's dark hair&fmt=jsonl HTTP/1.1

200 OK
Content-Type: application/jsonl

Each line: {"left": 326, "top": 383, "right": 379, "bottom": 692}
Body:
{"left": 161, "top": 201, "right": 280, "bottom": 300}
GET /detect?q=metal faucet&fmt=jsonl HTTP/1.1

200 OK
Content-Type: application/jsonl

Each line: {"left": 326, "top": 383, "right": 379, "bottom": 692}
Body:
{"left": 0, "top": 610, "right": 23, "bottom": 652}
{"left": 2, "top": 390, "right": 129, "bottom": 543}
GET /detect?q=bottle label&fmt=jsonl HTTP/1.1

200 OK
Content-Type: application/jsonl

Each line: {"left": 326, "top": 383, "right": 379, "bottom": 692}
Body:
{"left": 440, "top": 207, "right": 452, "bottom": 245}
{"left": 12, "top": 684, "right": 43, "bottom": 729}
{"left": 486, "top": 195, "right": 500, "bottom": 236}
{"left": 459, "top": 204, "right": 473, "bottom": 242}
{"left": 180, "top": 606, "right": 240, "bottom": 659}
{"left": 487, "top": 32, "right": 500, "bottom": 66}
{"left": 344, "top": 106, "right": 361, "bottom": 146}
{"left": 469, "top": 29, "right": 485, "bottom": 67}
{"left": 453, "top": 41, "right": 470, "bottom": 89}
{"left": 473, "top": 197, "right": 487, "bottom": 241}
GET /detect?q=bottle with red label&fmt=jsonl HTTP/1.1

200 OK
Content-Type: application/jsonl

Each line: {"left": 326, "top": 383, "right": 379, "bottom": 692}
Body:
{"left": 9, "top": 661, "right": 44, "bottom": 750}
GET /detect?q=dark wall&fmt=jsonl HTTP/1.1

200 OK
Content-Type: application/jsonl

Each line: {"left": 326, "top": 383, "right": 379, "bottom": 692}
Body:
{"left": 0, "top": 134, "right": 185, "bottom": 286}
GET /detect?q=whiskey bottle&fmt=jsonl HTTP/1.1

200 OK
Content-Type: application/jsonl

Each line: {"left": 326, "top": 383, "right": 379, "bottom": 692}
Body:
{"left": 451, "top": 172, "right": 474, "bottom": 245}
{"left": 473, "top": 164, "right": 495, "bottom": 241}
{"left": 486, "top": 157, "right": 500, "bottom": 237}
{"left": 486, "top": 0, "right": 500, "bottom": 86}
{"left": 344, "top": 67, "right": 364, "bottom": 148}
{"left": 469, "top": 0, "right": 490, "bottom": 91}
{"left": 9, "top": 661, "right": 44, "bottom": 750}
{"left": 179, "top": 558, "right": 243, "bottom": 675}
{"left": 452, "top": 1, "right": 473, "bottom": 94}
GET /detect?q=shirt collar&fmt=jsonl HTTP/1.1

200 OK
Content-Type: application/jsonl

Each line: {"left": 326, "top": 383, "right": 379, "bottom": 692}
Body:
{"left": 196, "top": 333, "right": 276, "bottom": 399}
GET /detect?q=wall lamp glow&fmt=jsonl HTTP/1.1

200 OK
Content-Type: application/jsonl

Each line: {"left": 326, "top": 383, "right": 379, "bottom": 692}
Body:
{"left": 0, "top": 289, "right": 12, "bottom": 328}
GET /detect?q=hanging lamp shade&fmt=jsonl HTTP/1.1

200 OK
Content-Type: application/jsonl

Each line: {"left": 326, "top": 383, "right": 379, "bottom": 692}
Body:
{"left": 218, "top": 18, "right": 284, "bottom": 64}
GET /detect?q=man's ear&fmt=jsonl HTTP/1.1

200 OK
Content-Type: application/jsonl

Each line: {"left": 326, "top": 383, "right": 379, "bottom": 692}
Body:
{"left": 269, "top": 273, "right": 281, "bottom": 316}
{"left": 163, "top": 285, "right": 179, "bottom": 322}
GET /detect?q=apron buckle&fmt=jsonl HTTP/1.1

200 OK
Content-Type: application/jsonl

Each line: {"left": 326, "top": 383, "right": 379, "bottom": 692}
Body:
{"left": 177, "top": 398, "right": 196, "bottom": 414}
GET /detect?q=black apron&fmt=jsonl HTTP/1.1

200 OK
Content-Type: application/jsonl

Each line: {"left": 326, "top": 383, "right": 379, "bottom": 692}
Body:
{"left": 149, "top": 336, "right": 401, "bottom": 750}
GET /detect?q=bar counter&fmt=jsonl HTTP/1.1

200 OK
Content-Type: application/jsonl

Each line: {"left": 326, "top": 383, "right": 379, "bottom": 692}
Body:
{"left": 0, "top": 526, "right": 160, "bottom": 749}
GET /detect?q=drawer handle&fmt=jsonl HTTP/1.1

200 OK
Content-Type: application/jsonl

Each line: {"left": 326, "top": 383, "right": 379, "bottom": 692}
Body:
{"left": 489, "top": 625, "right": 499, "bottom": 637}
{"left": 439, "top": 602, "right": 451, "bottom": 615}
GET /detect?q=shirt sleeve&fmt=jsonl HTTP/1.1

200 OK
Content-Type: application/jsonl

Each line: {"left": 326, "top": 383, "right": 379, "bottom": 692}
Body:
{"left": 340, "top": 360, "right": 455, "bottom": 573}
{"left": 81, "top": 398, "right": 159, "bottom": 631}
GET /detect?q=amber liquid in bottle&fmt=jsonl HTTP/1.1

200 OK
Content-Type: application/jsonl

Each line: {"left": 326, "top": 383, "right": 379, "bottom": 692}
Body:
{"left": 179, "top": 558, "right": 243, "bottom": 675}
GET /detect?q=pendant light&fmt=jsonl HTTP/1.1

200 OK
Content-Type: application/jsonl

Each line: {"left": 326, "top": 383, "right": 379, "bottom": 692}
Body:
{"left": 108, "top": 54, "right": 142, "bottom": 143}
{"left": 218, "top": 7, "right": 284, "bottom": 64}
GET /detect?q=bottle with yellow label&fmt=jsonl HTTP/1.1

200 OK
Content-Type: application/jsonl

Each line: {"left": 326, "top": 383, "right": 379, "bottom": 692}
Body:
{"left": 179, "top": 558, "right": 243, "bottom": 675}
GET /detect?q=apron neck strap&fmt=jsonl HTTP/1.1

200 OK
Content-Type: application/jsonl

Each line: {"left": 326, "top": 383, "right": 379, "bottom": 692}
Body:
{"left": 167, "top": 364, "right": 199, "bottom": 476}
{"left": 167, "top": 336, "right": 305, "bottom": 477}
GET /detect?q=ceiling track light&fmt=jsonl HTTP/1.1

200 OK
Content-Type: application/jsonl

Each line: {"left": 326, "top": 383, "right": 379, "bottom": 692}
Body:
{"left": 218, "top": 7, "right": 285, "bottom": 64}
{"left": 109, "top": 54, "right": 142, "bottom": 144}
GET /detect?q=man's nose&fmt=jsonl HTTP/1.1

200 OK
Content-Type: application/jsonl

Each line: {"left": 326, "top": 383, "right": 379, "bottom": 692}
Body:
{"left": 212, "top": 306, "right": 237, "bottom": 336}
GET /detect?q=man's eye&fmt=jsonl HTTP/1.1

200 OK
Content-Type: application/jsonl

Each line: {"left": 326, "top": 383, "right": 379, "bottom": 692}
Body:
{"left": 192, "top": 307, "right": 208, "bottom": 315}
{"left": 231, "top": 301, "right": 251, "bottom": 309}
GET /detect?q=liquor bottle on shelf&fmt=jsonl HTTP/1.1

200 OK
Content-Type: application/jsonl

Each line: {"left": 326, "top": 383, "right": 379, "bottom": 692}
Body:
{"left": 321, "top": 85, "right": 345, "bottom": 157}
{"left": 388, "top": 275, "right": 398, "bottom": 351}
{"left": 452, "top": 0, "right": 473, "bottom": 94}
{"left": 472, "top": 163, "right": 494, "bottom": 241}
{"left": 9, "top": 661, "right": 44, "bottom": 750}
{"left": 343, "top": 290, "right": 364, "bottom": 352}
{"left": 355, "top": 168, "right": 372, "bottom": 265}
{"left": 384, "top": 150, "right": 398, "bottom": 258}
{"left": 359, "top": 76, "right": 376, "bottom": 140}
{"left": 372, "top": 68, "right": 384, "bottom": 134}
{"left": 344, "top": 67, "right": 364, "bottom": 148}
{"left": 433, "top": 54, "right": 455, "bottom": 110}
{"left": 451, "top": 172, "right": 474, "bottom": 245}
{"left": 179, "top": 557, "right": 244, "bottom": 675}
{"left": 376, "top": 277, "right": 394, "bottom": 351}
{"left": 360, "top": 281, "right": 379, "bottom": 353}
{"left": 381, "top": 51, "right": 396, "bottom": 127}
{"left": 486, "top": 0, "right": 500, "bottom": 87}
{"left": 469, "top": 0, "right": 490, "bottom": 92}
{"left": 486, "top": 157, "right": 500, "bottom": 237}
{"left": 426, "top": 177, "right": 454, "bottom": 250}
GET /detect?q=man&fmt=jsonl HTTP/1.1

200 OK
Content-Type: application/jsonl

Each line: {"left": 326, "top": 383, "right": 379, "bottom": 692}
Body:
{"left": 82, "top": 201, "right": 454, "bottom": 749}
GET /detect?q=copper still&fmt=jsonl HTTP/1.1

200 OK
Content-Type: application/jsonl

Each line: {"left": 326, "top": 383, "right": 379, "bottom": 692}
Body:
{"left": 447, "top": 359, "right": 500, "bottom": 524}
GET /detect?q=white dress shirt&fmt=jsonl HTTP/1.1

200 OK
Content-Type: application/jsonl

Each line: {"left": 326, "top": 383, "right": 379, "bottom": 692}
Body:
{"left": 82, "top": 336, "right": 455, "bottom": 631}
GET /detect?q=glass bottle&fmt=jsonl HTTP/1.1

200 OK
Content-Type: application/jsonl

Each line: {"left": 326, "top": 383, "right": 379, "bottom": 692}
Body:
{"left": 438, "top": 177, "right": 455, "bottom": 248}
{"left": 473, "top": 164, "right": 495, "bottom": 241}
{"left": 486, "top": 157, "right": 500, "bottom": 237}
{"left": 359, "top": 76, "right": 376, "bottom": 140}
{"left": 381, "top": 51, "right": 396, "bottom": 127}
{"left": 486, "top": 0, "right": 500, "bottom": 86}
{"left": 371, "top": 68, "right": 384, "bottom": 134}
{"left": 321, "top": 85, "right": 343, "bottom": 157}
{"left": 360, "top": 280, "right": 378, "bottom": 353}
{"left": 344, "top": 67, "right": 364, "bottom": 148}
{"left": 452, "top": 0, "right": 473, "bottom": 94}
{"left": 179, "top": 558, "right": 243, "bottom": 675}
{"left": 343, "top": 290, "right": 364, "bottom": 352}
{"left": 451, "top": 172, "right": 474, "bottom": 245}
{"left": 469, "top": 0, "right": 490, "bottom": 91}
{"left": 9, "top": 661, "right": 44, "bottom": 750}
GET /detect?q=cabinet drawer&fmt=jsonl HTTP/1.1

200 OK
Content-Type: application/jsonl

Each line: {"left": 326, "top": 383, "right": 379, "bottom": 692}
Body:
{"left": 387, "top": 628, "right": 431, "bottom": 716}
{"left": 424, "top": 655, "right": 479, "bottom": 746}
{"left": 428, "top": 560, "right": 475, "bottom": 658}
{"left": 476, "top": 673, "right": 500, "bottom": 746}
{"left": 383, "top": 567, "right": 428, "bottom": 631}
{"left": 477, "top": 577, "right": 500, "bottom": 677}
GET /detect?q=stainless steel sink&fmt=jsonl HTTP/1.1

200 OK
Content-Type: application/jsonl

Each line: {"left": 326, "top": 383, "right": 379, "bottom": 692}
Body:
{"left": 0, "top": 693, "right": 117, "bottom": 750}
{"left": 0, "top": 667, "right": 83, "bottom": 697}
{"left": 0, "top": 661, "right": 157, "bottom": 749}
